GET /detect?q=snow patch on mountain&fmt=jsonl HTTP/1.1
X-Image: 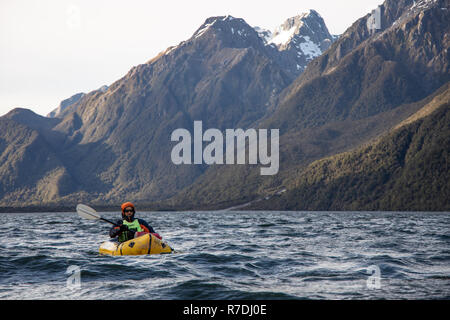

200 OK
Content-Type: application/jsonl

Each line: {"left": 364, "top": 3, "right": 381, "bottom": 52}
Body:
{"left": 254, "top": 26, "right": 272, "bottom": 44}
{"left": 298, "top": 36, "right": 322, "bottom": 59}
{"left": 269, "top": 24, "right": 299, "bottom": 46}
{"left": 195, "top": 20, "right": 217, "bottom": 38}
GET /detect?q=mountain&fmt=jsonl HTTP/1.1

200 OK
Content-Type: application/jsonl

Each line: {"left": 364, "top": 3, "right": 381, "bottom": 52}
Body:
{"left": 161, "top": 0, "right": 450, "bottom": 210}
{"left": 0, "top": 1, "right": 448, "bottom": 211}
{"left": 1, "top": 13, "right": 305, "bottom": 205}
{"left": 248, "top": 83, "right": 450, "bottom": 211}
{"left": 0, "top": 109, "right": 78, "bottom": 204}
{"left": 47, "top": 92, "right": 85, "bottom": 118}
{"left": 266, "top": 0, "right": 449, "bottom": 131}
{"left": 259, "top": 10, "right": 337, "bottom": 77}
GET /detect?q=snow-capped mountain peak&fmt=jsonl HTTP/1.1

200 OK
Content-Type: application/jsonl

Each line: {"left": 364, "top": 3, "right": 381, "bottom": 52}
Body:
{"left": 166, "top": 10, "right": 338, "bottom": 79}
{"left": 255, "top": 10, "right": 338, "bottom": 77}
{"left": 267, "top": 10, "right": 333, "bottom": 50}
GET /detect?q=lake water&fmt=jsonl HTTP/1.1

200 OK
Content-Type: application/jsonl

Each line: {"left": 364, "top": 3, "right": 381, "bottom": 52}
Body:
{"left": 0, "top": 211, "right": 449, "bottom": 300}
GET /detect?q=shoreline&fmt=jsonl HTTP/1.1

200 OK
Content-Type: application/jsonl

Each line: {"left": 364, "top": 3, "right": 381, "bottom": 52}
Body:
{"left": 0, "top": 205, "right": 448, "bottom": 214}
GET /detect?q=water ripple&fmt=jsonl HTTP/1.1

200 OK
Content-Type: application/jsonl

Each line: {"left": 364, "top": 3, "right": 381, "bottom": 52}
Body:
{"left": 0, "top": 211, "right": 449, "bottom": 299}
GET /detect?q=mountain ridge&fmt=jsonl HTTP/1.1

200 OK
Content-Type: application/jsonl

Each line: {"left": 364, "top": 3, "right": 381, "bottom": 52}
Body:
{"left": 0, "top": 1, "right": 448, "bottom": 210}
{"left": 157, "top": 0, "right": 449, "bottom": 210}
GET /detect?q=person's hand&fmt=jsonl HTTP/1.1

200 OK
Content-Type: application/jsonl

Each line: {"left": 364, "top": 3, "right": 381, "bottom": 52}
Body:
{"left": 119, "top": 224, "right": 129, "bottom": 233}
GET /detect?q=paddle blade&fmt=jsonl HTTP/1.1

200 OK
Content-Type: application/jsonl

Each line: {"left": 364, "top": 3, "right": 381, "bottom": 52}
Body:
{"left": 76, "top": 204, "right": 101, "bottom": 220}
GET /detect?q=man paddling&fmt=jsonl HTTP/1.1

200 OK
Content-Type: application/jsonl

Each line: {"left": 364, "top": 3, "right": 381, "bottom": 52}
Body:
{"left": 109, "top": 202, "right": 162, "bottom": 243}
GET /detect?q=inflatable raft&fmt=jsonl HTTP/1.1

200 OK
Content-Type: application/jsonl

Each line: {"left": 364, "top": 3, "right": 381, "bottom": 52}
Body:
{"left": 99, "top": 232, "right": 173, "bottom": 256}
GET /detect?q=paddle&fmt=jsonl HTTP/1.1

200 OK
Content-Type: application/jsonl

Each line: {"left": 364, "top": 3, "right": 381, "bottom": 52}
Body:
{"left": 76, "top": 204, "right": 119, "bottom": 226}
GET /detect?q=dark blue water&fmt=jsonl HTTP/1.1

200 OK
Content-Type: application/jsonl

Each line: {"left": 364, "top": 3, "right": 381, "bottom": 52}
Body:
{"left": 0, "top": 211, "right": 449, "bottom": 299}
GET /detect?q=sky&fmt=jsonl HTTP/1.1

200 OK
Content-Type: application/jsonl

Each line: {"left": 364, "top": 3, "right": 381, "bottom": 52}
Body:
{"left": 0, "top": 0, "right": 385, "bottom": 117}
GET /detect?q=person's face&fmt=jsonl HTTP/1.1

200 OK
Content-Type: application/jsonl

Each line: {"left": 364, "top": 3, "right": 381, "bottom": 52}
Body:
{"left": 124, "top": 207, "right": 134, "bottom": 219}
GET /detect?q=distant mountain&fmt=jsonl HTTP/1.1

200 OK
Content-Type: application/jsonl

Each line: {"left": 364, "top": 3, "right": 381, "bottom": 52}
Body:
{"left": 0, "top": 110, "right": 78, "bottom": 204}
{"left": 47, "top": 92, "right": 85, "bottom": 118}
{"left": 257, "top": 10, "right": 337, "bottom": 77}
{"left": 0, "top": 13, "right": 300, "bottom": 205}
{"left": 0, "top": 1, "right": 448, "bottom": 211}
{"left": 162, "top": 0, "right": 450, "bottom": 210}
{"left": 249, "top": 83, "right": 450, "bottom": 211}
{"left": 47, "top": 85, "right": 108, "bottom": 118}
{"left": 266, "top": 0, "right": 450, "bottom": 131}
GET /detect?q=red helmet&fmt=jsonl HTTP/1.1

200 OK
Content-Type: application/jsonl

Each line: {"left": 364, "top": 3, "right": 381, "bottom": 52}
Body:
{"left": 121, "top": 202, "right": 135, "bottom": 221}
